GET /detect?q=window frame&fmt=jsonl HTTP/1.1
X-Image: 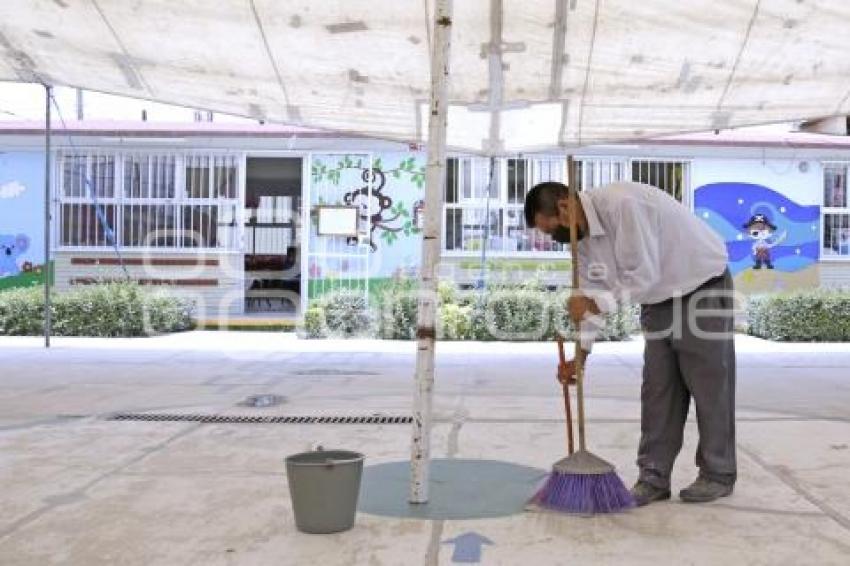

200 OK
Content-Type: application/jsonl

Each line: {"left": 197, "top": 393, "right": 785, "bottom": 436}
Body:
{"left": 55, "top": 150, "right": 241, "bottom": 253}
{"left": 442, "top": 155, "right": 571, "bottom": 258}
{"left": 820, "top": 161, "right": 850, "bottom": 261}
{"left": 629, "top": 158, "right": 692, "bottom": 209}
{"left": 57, "top": 152, "right": 120, "bottom": 249}
{"left": 441, "top": 155, "right": 633, "bottom": 258}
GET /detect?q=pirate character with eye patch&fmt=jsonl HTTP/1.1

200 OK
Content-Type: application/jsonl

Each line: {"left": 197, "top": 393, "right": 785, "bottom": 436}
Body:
{"left": 742, "top": 213, "right": 786, "bottom": 270}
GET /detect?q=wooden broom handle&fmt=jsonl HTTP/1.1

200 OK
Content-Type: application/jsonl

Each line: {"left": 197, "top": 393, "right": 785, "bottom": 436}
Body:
{"left": 567, "top": 156, "right": 587, "bottom": 452}
{"left": 557, "top": 335, "right": 575, "bottom": 455}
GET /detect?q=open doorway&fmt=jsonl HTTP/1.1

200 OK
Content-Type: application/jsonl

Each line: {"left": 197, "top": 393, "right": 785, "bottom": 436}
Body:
{"left": 244, "top": 157, "right": 302, "bottom": 314}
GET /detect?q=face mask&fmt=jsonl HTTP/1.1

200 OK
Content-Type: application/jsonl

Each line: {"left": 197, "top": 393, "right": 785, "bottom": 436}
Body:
{"left": 551, "top": 224, "right": 583, "bottom": 244}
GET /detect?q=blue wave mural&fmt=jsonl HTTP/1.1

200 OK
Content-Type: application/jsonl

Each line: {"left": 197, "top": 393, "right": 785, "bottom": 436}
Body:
{"left": 694, "top": 182, "right": 820, "bottom": 276}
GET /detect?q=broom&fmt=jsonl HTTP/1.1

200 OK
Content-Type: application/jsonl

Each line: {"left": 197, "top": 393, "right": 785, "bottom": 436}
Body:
{"left": 528, "top": 156, "right": 634, "bottom": 515}
{"left": 556, "top": 336, "right": 574, "bottom": 456}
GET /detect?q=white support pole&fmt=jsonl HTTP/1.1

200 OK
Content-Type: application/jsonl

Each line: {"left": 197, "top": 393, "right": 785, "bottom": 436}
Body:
{"left": 43, "top": 85, "right": 53, "bottom": 349}
{"left": 410, "top": 0, "right": 453, "bottom": 504}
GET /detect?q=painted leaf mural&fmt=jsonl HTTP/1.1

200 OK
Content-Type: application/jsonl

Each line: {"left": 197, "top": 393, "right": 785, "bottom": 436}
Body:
{"left": 311, "top": 154, "right": 425, "bottom": 251}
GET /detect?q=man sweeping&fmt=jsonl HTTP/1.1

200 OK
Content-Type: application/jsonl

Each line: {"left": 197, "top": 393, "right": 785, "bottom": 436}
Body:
{"left": 524, "top": 180, "right": 737, "bottom": 506}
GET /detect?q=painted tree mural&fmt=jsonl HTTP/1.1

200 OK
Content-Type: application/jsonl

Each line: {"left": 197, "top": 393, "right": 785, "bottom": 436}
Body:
{"left": 311, "top": 155, "right": 425, "bottom": 250}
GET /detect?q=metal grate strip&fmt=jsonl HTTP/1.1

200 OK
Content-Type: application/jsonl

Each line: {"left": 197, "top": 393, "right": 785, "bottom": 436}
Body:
{"left": 107, "top": 413, "right": 412, "bottom": 425}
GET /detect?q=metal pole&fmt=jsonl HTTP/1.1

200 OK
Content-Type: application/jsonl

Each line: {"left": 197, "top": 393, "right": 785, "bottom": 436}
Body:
{"left": 44, "top": 84, "right": 53, "bottom": 348}
{"left": 567, "top": 155, "right": 587, "bottom": 451}
{"left": 478, "top": 156, "right": 496, "bottom": 288}
{"left": 410, "top": 0, "right": 453, "bottom": 504}
{"left": 75, "top": 88, "right": 84, "bottom": 121}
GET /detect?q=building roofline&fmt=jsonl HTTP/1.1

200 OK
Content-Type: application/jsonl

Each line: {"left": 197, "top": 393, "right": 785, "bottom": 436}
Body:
{"left": 2, "top": 120, "right": 850, "bottom": 151}
{"left": 0, "top": 120, "right": 361, "bottom": 139}
{"left": 642, "top": 131, "right": 850, "bottom": 150}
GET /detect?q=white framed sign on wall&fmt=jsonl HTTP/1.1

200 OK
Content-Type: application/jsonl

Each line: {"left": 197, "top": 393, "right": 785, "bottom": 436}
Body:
{"left": 317, "top": 206, "right": 359, "bottom": 237}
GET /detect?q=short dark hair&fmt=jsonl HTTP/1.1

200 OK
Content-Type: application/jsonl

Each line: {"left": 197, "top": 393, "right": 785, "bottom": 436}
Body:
{"left": 524, "top": 181, "right": 570, "bottom": 227}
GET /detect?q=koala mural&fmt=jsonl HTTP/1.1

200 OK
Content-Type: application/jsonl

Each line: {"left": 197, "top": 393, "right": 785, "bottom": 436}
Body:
{"left": 0, "top": 234, "right": 30, "bottom": 277}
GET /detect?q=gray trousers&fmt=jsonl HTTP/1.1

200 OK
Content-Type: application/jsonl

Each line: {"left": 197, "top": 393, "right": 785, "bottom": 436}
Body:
{"left": 638, "top": 269, "right": 737, "bottom": 489}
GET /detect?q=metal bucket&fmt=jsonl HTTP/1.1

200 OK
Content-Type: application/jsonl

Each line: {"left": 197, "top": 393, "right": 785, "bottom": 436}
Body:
{"left": 285, "top": 448, "right": 365, "bottom": 534}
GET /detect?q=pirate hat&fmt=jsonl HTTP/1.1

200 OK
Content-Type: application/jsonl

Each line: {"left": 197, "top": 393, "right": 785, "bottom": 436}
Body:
{"left": 743, "top": 213, "right": 776, "bottom": 231}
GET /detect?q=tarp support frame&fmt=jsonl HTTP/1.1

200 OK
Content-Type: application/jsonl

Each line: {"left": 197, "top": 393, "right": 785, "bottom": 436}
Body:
{"left": 410, "top": 0, "right": 453, "bottom": 505}
{"left": 43, "top": 84, "right": 52, "bottom": 348}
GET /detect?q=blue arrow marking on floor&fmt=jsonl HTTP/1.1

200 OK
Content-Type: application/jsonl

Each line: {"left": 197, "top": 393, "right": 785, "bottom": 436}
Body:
{"left": 442, "top": 531, "right": 494, "bottom": 563}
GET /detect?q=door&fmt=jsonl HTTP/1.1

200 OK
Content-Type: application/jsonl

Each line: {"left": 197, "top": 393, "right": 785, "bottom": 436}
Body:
{"left": 304, "top": 153, "right": 373, "bottom": 309}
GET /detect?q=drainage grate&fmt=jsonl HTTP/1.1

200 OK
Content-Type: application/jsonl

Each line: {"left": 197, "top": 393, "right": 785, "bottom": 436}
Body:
{"left": 107, "top": 413, "right": 412, "bottom": 425}
{"left": 292, "top": 369, "right": 379, "bottom": 376}
{"left": 238, "top": 394, "right": 285, "bottom": 408}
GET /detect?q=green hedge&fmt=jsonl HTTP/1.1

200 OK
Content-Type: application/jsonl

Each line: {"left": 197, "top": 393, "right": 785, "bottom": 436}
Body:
{"left": 0, "top": 283, "right": 194, "bottom": 337}
{"left": 304, "top": 279, "right": 638, "bottom": 341}
{"left": 304, "top": 289, "right": 373, "bottom": 338}
{"left": 747, "top": 290, "right": 850, "bottom": 341}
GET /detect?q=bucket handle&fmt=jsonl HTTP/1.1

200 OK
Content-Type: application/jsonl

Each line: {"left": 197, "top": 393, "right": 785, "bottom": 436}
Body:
{"left": 311, "top": 445, "right": 361, "bottom": 468}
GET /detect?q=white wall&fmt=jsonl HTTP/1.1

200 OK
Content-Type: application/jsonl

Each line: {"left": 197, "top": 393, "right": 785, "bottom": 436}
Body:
{"left": 54, "top": 251, "right": 245, "bottom": 318}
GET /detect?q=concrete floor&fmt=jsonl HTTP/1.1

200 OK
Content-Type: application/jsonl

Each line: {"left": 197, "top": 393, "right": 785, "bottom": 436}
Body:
{"left": 0, "top": 332, "right": 849, "bottom": 565}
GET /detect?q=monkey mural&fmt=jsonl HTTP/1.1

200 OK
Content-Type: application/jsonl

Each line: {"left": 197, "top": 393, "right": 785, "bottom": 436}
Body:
{"left": 343, "top": 168, "right": 413, "bottom": 251}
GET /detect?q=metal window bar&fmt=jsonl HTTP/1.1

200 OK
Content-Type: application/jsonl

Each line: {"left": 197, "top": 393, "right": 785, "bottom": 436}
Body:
{"left": 630, "top": 159, "right": 689, "bottom": 203}
{"left": 57, "top": 151, "right": 119, "bottom": 248}
{"left": 305, "top": 153, "right": 372, "bottom": 300}
{"left": 57, "top": 151, "right": 239, "bottom": 251}
{"left": 822, "top": 163, "right": 850, "bottom": 257}
{"left": 441, "top": 156, "right": 573, "bottom": 256}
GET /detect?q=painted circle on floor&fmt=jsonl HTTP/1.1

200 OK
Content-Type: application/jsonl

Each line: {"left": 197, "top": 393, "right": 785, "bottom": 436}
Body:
{"left": 358, "top": 458, "right": 548, "bottom": 520}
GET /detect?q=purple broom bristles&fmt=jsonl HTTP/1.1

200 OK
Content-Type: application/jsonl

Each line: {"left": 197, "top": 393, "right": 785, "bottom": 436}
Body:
{"left": 531, "top": 470, "right": 635, "bottom": 515}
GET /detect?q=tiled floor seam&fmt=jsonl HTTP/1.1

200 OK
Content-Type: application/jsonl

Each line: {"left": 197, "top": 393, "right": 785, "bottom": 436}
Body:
{"left": 0, "top": 422, "right": 202, "bottom": 543}
{"left": 739, "top": 443, "right": 850, "bottom": 533}
{"left": 423, "top": 405, "right": 466, "bottom": 566}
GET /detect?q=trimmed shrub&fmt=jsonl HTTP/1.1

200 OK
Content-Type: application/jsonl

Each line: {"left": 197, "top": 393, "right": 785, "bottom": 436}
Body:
{"left": 303, "top": 305, "right": 327, "bottom": 339}
{"left": 374, "top": 278, "right": 458, "bottom": 339}
{"left": 306, "top": 282, "right": 639, "bottom": 342}
{"left": 550, "top": 292, "right": 639, "bottom": 342}
{"left": 322, "top": 290, "right": 372, "bottom": 337}
{"left": 599, "top": 303, "right": 641, "bottom": 341}
{"left": 439, "top": 303, "right": 472, "bottom": 340}
{"left": 437, "top": 280, "right": 457, "bottom": 305}
{"left": 375, "top": 279, "right": 418, "bottom": 340}
{"left": 0, "top": 287, "right": 44, "bottom": 335}
{"left": 0, "top": 283, "right": 193, "bottom": 337}
{"left": 747, "top": 290, "right": 850, "bottom": 341}
{"left": 143, "top": 295, "right": 195, "bottom": 334}
{"left": 481, "top": 289, "right": 551, "bottom": 340}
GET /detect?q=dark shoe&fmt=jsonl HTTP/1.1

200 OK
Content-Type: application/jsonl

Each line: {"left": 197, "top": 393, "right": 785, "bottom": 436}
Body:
{"left": 631, "top": 481, "right": 671, "bottom": 507}
{"left": 679, "top": 477, "right": 734, "bottom": 503}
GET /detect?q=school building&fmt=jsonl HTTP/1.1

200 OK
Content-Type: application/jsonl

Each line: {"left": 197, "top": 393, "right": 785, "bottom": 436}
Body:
{"left": 1, "top": 120, "right": 849, "bottom": 320}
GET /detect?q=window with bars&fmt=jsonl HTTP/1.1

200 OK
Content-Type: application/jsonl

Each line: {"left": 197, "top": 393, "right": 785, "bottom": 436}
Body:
{"left": 822, "top": 163, "right": 850, "bottom": 258}
{"left": 574, "top": 158, "right": 626, "bottom": 190}
{"left": 57, "top": 152, "right": 240, "bottom": 250}
{"left": 631, "top": 159, "right": 689, "bottom": 203}
{"left": 59, "top": 154, "right": 118, "bottom": 248}
{"left": 443, "top": 156, "right": 566, "bottom": 254}
{"left": 438, "top": 156, "right": 689, "bottom": 255}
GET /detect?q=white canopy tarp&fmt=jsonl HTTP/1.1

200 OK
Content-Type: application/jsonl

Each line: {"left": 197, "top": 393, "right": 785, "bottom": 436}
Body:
{"left": 2, "top": 0, "right": 850, "bottom": 154}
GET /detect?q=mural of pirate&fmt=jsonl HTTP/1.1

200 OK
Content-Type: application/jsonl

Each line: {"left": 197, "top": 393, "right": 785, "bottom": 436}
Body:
{"left": 742, "top": 213, "right": 786, "bottom": 270}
